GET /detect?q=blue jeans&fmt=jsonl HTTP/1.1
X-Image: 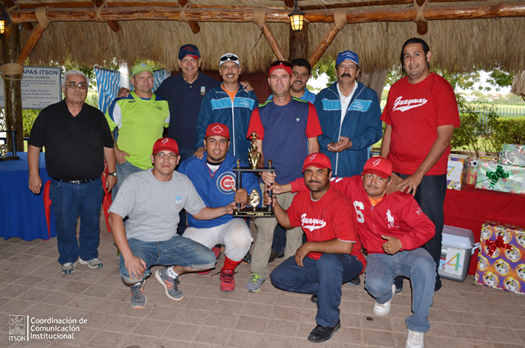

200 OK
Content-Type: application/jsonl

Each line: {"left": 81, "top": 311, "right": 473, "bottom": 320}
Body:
{"left": 113, "top": 161, "right": 143, "bottom": 199}
{"left": 49, "top": 178, "right": 104, "bottom": 265}
{"left": 119, "top": 235, "right": 217, "bottom": 283}
{"left": 270, "top": 254, "right": 363, "bottom": 327}
{"left": 365, "top": 249, "right": 436, "bottom": 333}
{"left": 396, "top": 173, "right": 446, "bottom": 292}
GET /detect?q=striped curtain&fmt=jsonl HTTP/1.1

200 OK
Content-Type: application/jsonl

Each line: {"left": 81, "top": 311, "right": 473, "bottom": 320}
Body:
{"left": 95, "top": 67, "right": 120, "bottom": 114}
{"left": 95, "top": 67, "right": 168, "bottom": 114}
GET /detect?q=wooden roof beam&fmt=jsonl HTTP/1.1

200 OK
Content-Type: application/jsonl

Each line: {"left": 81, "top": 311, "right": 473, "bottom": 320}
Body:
{"left": 91, "top": 0, "right": 119, "bottom": 32}
{"left": 300, "top": 0, "right": 481, "bottom": 11}
{"left": 0, "top": 0, "right": 33, "bottom": 30}
{"left": 8, "top": 2, "right": 525, "bottom": 24}
{"left": 179, "top": 0, "right": 200, "bottom": 34}
{"left": 17, "top": 22, "right": 45, "bottom": 64}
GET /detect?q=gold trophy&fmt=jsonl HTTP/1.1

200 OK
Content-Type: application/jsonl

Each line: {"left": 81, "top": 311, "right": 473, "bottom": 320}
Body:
{"left": 233, "top": 132, "right": 275, "bottom": 217}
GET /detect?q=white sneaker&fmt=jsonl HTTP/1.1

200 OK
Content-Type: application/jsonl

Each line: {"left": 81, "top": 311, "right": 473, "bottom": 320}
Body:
{"left": 373, "top": 284, "right": 396, "bottom": 316}
{"left": 405, "top": 330, "right": 424, "bottom": 348}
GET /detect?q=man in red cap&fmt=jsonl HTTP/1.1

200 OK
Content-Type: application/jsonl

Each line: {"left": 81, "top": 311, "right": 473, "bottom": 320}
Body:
{"left": 245, "top": 60, "right": 322, "bottom": 293}
{"left": 108, "top": 138, "right": 238, "bottom": 309}
{"left": 268, "top": 153, "right": 365, "bottom": 343}
{"left": 273, "top": 156, "right": 436, "bottom": 348}
{"left": 178, "top": 123, "right": 260, "bottom": 292}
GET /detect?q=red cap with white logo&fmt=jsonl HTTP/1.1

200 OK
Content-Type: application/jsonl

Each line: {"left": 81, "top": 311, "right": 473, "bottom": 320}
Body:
{"left": 205, "top": 123, "right": 230, "bottom": 139}
{"left": 302, "top": 153, "right": 332, "bottom": 172}
{"left": 362, "top": 157, "right": 393, "bottom": 179}
{"left": 153, "top": 138, "right": 179, "bottom": 155}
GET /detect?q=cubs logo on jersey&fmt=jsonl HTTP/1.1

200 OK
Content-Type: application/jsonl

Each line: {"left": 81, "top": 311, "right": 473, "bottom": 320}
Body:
{"left": 217, "top": 172, "right": 236, "bottom": 194}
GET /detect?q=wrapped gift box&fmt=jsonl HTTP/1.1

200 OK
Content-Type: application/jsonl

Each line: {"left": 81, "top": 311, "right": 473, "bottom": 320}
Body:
{"left": 466, "top": 157, "right": 497, "bottom": 185}
{"left": 447, "top": 154, "right": 469, "bottom": 190}
{"left": 475, "top": 161, "right": 525, "bottom": 194}
{"left": 475, "top": 221, "right": 525, "bottom": 295}
{"left": 500, "top": 144, "right": 525, "bottom": 166}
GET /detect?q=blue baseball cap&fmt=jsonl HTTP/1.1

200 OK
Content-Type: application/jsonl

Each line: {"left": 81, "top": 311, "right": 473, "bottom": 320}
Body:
{"left": 178, "top": 44, "right": 200, "bottom": 60}
{"left": 336, "top": 50, "right": 359, "bottom": 67}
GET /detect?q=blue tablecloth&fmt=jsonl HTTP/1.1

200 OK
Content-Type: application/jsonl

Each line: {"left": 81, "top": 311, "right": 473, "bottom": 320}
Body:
{"left": 0, "top": 152, "right": 56, "bottom": 240}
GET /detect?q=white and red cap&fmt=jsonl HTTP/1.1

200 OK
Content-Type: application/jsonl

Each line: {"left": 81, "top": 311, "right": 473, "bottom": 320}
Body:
{"left": 205, "top": 123, "right": 230, "bottom": 139}
{"left": 362, "top": 157, "right": 393, "bottom": 179}
{"left": 153, "top": 138, "right": 179, "bottom": 155}
{"left": 302, "top": 153, "right": 332, "bottom": 172}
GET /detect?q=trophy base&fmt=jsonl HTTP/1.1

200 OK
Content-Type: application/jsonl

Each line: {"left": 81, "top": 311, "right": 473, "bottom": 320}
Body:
{"left": 234, "top": 209, "right": 274, "bottom": 218}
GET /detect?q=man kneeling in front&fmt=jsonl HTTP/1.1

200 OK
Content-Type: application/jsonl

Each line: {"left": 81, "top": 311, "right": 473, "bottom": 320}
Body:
{"left": 268, "top": 153, "right": 365, "bottom": 343}
{"left": 108, "top": 138, "right": 236, "bottom": 308}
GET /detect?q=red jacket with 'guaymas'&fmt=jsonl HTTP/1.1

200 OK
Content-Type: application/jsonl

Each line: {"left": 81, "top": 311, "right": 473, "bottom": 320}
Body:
{"left": 290, "top": 176, "right": 435, "bottom": 254}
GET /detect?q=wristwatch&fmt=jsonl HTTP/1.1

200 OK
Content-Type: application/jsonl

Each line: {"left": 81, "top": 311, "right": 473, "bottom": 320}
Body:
{"left": 107, "top": 172, "right": 117, "bottom": 177}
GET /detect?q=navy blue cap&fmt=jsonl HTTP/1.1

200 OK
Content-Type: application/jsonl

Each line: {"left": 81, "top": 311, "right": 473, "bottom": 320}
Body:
{"left": 178, "top": 44, "right": 200, "bottom": 60}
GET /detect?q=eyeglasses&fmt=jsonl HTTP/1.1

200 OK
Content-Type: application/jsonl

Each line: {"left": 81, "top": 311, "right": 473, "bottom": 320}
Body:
{"left": 155, "top": 152, "right": 177, "bottom": 158}
{"left": 66, "top": 82, "right": 88, "bottom": 90}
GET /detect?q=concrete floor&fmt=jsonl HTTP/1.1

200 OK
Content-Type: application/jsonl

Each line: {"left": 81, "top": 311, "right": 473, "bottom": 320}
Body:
{"left": 1, "top": 219, "right": 525, "bottom": 348}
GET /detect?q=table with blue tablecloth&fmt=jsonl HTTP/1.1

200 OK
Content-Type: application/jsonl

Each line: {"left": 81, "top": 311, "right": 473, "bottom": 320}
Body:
{"left": 0, "top": 152, "right": 56, "bottom": 240}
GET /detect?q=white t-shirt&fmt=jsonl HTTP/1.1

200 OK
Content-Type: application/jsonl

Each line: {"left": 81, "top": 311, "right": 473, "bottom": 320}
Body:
{"left": 337, "top": 82, "right": 358, "bottom": 126}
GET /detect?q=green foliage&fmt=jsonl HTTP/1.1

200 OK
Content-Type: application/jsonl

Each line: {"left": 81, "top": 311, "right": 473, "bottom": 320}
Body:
{"left": 486, "top": 68, "right": 514, "bottom": 92}
{"left": 312, "top": 58, "right": 336, "bottom": 86}
{"left": 491, "top": 117, "right": 525, "bottom": 150}
{"left": 451, "top": 102, "right": 500, "bottom": 157}
{"left": 452, "top": 102, "right": 525, "bottom": 157}
{"left": 22, "top": 109, "right": 39, "bottom": 137}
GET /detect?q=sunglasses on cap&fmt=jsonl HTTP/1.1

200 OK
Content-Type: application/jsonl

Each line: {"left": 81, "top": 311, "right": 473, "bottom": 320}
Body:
{"left": 269, "top": 60, "right": 291, "bottom": 68}
{"left": 220, "top": 55, "right": 239, "bottom": 62}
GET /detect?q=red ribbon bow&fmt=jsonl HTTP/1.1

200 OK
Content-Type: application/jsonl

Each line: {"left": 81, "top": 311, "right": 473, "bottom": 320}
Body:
{"left": 486, "top": 235, "right": 512, "bottom": 257}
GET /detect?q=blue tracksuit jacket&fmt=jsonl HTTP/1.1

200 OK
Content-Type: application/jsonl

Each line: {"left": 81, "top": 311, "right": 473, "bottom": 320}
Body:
{"left": 314, "top": 82, "right": 382, "bottom": 177}
{"left": 195, "top": 84, "right": 258, "bottom": 162}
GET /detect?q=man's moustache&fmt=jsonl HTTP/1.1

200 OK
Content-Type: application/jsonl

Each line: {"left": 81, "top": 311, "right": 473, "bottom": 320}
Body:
{"left": 341, "top": 73, "right": 352, "bottom": 77}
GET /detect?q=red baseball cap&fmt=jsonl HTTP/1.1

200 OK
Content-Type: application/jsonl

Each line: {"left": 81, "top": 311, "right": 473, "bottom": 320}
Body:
{"left": 153, "top": 138, "right": 179, "bottom": 155}
{"left": 362, "top": 157, "right": 393, "bottom": 179}
{"left": 205, "top": 123, "right": 230, "bottom": 139}
{"left": 302, "top": 153, "right": 332, "bottom": 172}
{"left": 269, "top": 62, "right": 292, "bottom": 77}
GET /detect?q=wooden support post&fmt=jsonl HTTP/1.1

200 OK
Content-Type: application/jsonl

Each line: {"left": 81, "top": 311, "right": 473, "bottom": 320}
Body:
{"left": 261, "top": 23, "right": 287, "bottom": 61}
{"left": 179, "top": 0, "right": 200, "bottom": 34}
{"left": 308, "top": 24, "right": 340, "bottom": 67}
{"left": 2, "top": 21, "right": 23, "bottom": 153}
{"left": 17, "top": 23, "right": 45, "bottom": 65}
{"left": 415, "top": 0, "right": 428, "bottom": 35}
{"left": 92, "top": 0, "right": 120, "bottom": 32}
{"left": 289, "top": 22, "right": 308, "bottom": 61}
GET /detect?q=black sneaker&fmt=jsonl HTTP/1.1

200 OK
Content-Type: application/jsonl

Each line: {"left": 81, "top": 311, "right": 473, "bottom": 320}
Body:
{"left": 269, "top": 251, "right": 284, "bottom": 263}
{"left": 347, "top": 276, "right": 361, "bottom": 286}
{"left": 307, "top": 319, "right": 341, "bottom": 343}
{"left": 242, "top": 252, "right": 252, "bottom": 264}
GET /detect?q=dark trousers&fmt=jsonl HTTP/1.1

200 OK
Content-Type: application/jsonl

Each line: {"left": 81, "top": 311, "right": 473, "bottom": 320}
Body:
{"left": 395, "top": 173, "right": 446, "bottom": 292}
{"left": 270, "top": 254, "right": 363, "bottom": 327}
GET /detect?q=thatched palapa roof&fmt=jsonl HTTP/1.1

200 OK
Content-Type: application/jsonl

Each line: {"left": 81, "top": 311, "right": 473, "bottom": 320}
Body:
{"left": 3, "top": 0, "right": 525, "bottom": 74}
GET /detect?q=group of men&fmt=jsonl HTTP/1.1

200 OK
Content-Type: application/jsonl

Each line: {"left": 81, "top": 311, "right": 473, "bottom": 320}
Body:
{"left": 28, "top": 37, "right": 459, "bottom": 348}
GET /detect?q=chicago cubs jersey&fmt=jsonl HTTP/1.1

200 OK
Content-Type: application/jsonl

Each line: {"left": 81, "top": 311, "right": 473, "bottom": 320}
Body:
{"left": 178, "top": 152, "right": 260, "bottom": 229}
